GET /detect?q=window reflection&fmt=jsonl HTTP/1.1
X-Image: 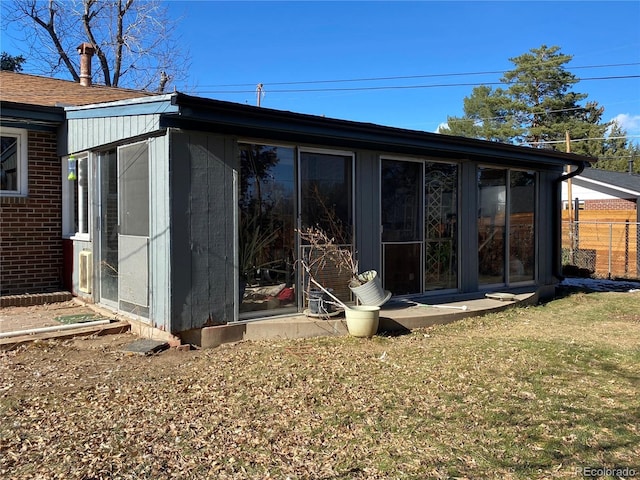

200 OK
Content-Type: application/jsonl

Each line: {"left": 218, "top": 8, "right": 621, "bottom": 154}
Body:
{"left": 510, "top": 171, "right": 535, "bottom": 282}
{"left": 300, "top": 152, "right": 353, "bottom": 243}
{"left": 0, "top": 135, "right": 18, "bottom": 191}
{"left": 478, "top": 168, "right": 507, "bottom": 285}
{"left": 299, "top": 151, "right": 354, "bottom": 304}
{"left": 478, "top": 168, "right": 536, "bottom": 285}
{"left": 239, "top": 144, "right": 296, "bottom": 314}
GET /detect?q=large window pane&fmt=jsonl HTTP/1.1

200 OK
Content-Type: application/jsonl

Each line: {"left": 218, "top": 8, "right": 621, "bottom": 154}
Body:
{"left": 424, "top": 162, "right": 458, "bottom": 290}
{"left": 100, "top": 150, "right": 119, "bottom": 304}
{"left": 239, "top": 144, "right": 296, "bottom": 314}
{"left": 478, "top": 168, "right": 506, "bottom": 285}
{"left": 381, "top": 160, "right": 422, "bottom": 242}
{"left": 299, "top": 151, "right": 353, "bottom": 305}
{"left": 510, "top": 171, "right": 536, "bottom": 282}
{"left": 300, "top": 152, "right": 352, "bottom": 243}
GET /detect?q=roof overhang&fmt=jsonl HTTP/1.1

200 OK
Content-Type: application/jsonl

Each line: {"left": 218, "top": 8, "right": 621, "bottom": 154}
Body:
{"left": 161, "top": 92, "right": 593, "bottom": 170}
{"left": 64, "top": 94, "right": 177, "bottom": 119}
{"left": 572, "top": 175, "right": 640, "bottom": 199}
{"left": 0, "top": 101, "right": 65, "bottom": 131}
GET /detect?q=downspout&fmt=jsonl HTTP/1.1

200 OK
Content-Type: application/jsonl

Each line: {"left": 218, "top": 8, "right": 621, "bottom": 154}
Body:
{"left": 552, "top": 161, "right": 588, "bottom": 280}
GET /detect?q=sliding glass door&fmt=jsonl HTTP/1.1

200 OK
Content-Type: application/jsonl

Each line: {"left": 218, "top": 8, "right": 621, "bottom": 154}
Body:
{"left": 478, "top": 167, "right": 536, "bottom": 286}
{"left": 238, "top": 144, "right": 296, "bottom": 316}
{"left": 381, "top": 159, "right": 423, "bottom": 295}
{"left": 299, "top": 150, "right": 354, "bottom": 305}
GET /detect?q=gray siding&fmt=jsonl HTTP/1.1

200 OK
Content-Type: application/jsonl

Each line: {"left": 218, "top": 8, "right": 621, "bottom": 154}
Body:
{"left": 67, "top": 114, "right": 162, "bottom": 153}
{"left": 170, "top": 130, "right": 236, "bottom": 333}
{"left": 354, "top": 150, "right": 381, "bottom": 273}
{"left": 458, "top": 161, "right": 479, "bottom": 293}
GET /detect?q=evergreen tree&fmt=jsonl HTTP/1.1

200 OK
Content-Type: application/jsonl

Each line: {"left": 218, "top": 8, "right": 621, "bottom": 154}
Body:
{"left": 596, "top": 122, "right": 640, "bottom": 173}
{"left": 440, "top": 45, "right": 611, "bottom": 156}
{"left": 1, "top": 52, "right": 25, "bottom": 72}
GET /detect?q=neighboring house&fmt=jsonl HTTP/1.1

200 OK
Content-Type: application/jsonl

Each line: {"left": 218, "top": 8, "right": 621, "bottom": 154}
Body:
{"left": 561, "top": 167, "right": 639, "bottom": 279}
{"left": 562, "top": 167, "right": 640, "bottom": 211}
{"left": 2, "top": 63, "right": 594, "bottom": 343}
{"left": 0, "top": 63, "right": 155, "bottom": 297}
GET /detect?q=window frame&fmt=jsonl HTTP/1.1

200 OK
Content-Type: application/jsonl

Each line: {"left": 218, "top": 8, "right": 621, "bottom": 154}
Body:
{"left": 0, "top": 126, "right": 28, "bottom": 196}
{"left": 62, "top": 152, "right": 91, "bottom": 241}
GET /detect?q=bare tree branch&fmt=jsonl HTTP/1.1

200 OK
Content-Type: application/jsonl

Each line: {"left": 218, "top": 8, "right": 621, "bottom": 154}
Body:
{"left": 81, "top": 0, "right": 111, "bottom": 85}
{"left": 4, "top": 0, "right": 190, "bottom": 90}
{"left": 23, "top": 0, "right": 80, "bottom": 81}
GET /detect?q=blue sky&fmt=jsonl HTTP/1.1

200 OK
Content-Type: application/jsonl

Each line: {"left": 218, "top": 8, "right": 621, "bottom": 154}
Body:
{"left": 3, "top": 1, "right": 640, "bottom": 143}
{"left": 168, "top": 0, "right": 640, "bottom": 143}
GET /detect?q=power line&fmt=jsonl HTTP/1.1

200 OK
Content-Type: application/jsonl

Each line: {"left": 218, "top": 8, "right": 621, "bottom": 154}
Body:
{"left": 200, "top": 62, "right": 640, "bottom": 88}
{"left": 195, "top": 74, "right": 640, "bottom": 95}
{"left": 528, "top": 134, "right": 640, "bottom": 145}
{"left": 446, "top": 106, "right": 591, "bottom": 124}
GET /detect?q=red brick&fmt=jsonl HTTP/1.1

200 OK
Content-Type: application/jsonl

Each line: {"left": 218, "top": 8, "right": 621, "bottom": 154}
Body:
{"left": 1, "top": 130, "right": 63, "bottom": 295}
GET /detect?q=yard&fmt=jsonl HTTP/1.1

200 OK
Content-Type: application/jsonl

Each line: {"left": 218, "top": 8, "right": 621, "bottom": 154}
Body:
{"left": 1, "top": 290, "right": 639, "bottom": 479}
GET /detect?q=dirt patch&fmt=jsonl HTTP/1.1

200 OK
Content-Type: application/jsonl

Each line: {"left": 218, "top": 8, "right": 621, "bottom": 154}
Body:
{"left": 0, "top": 300, "right": 104, "bottom": 333}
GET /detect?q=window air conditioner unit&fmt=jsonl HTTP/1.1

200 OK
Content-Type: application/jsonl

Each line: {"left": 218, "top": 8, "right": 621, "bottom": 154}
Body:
{"left": 79, "top": 250, "right": 93, "bottom": 294}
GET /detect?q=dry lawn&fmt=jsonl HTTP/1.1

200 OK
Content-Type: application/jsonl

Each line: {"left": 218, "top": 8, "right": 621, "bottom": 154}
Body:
{"left": 1, "top": 291, "right": 639, "bottom": 479}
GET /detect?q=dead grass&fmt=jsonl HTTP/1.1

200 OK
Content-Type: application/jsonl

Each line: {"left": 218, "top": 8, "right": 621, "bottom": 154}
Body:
{"left": 1, "top": 291, "right": 639, "bottom": 479}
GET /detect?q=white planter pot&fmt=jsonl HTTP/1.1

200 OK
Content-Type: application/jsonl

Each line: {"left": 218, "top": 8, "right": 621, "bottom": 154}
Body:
{"left": 345, "top": 306, "right": 380, "bottom": 337}
{"left": 349, "top": 270, "right": 390, "bottom": 306}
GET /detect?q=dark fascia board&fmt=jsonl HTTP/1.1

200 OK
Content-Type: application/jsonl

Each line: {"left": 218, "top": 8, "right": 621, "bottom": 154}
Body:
{"left": 166, "top": 92, "right": 594, "bottom": 169}
{"left": 0, "top": 101, "right": 64, "bottom": 131}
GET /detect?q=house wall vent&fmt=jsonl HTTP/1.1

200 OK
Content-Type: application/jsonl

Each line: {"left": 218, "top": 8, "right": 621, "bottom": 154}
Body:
{"left": 79, "top": 250, "right": 93, "bottom": 294}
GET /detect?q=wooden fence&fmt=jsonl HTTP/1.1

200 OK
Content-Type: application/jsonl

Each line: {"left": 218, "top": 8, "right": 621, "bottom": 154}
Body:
{"left": 562, "top": 210, "right": 639, "bottom": 279}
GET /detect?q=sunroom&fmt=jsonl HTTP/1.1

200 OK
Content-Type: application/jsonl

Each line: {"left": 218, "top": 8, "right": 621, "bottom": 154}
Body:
{"left": 63, "top": 93, "right": 590, "bottom": 339}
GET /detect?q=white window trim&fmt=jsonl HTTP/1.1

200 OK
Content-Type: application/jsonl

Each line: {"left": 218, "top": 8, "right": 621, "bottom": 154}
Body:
{"left": 0, "top": 126, "right": 28, "bottom": 196}
{"left": 62, "top": 153, "right": 91, "bottom": 241}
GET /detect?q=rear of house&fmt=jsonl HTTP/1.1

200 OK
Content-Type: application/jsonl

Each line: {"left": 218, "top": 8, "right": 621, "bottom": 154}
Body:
{"left": 60, "top": 92, "right": 591, "bottom": 341}
{"left": 2, "top": 70, "right": 595, "bottom": 341}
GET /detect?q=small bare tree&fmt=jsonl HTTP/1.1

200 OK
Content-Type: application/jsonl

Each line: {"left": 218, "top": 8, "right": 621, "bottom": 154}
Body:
{"left": 2, "top": 0, "right": 190, "bottom": 91}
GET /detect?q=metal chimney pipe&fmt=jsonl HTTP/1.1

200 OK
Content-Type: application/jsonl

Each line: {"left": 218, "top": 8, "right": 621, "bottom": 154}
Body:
{"left": 77, "top": 42, "right": 95, "bottom": 87}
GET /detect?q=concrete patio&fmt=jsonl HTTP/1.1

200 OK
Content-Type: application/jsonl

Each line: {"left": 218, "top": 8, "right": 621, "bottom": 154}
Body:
{"left": 1, "top": 290, "right": 538, "bottom": 351}
{"left": 181, "top": 290, "right": 539, "bottom": 348}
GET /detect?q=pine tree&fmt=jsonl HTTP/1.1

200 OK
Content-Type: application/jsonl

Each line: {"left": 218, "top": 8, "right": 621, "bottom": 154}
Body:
{"left": 440, "top": 45, "right": 611, "bottom": 157}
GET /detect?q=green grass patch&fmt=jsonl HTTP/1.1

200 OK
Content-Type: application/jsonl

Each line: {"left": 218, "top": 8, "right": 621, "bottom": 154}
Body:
{"left": 55, "top": 313, "right": 105, "bottom": 324}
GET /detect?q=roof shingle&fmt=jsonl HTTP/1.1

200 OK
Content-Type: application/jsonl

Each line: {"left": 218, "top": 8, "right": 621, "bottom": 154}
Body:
{"left": 0, "top": 71, "right": 154, "bottom": 107}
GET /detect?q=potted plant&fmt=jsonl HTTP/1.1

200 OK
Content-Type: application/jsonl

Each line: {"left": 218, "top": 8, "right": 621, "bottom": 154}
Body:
{"left": 296, "top": 225, "right": 390, "bottom": 337}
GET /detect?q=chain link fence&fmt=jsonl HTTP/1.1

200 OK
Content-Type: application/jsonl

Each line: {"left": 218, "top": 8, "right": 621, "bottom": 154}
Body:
{"left": 562, "top": 220, "right": 639, "bottom": 280}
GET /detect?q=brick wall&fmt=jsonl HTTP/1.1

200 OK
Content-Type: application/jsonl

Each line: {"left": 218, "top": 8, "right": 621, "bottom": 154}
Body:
{"left": 0, "top": 131, "right": 63, "bottom": 295}
{"left": 584, "top": 198, "right": 637, "bottom": 210}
